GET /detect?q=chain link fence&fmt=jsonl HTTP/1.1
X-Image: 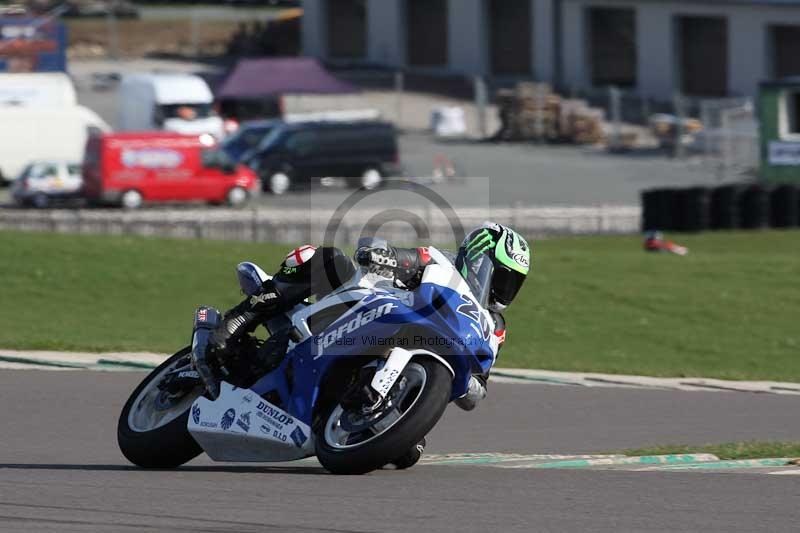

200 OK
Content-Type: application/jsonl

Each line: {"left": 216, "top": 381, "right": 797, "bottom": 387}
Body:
{"left": 576, "top": 86, "right": 759, "bottom": 179}
{"left": 696, "top": 98, "right": 759, "bottom": 182}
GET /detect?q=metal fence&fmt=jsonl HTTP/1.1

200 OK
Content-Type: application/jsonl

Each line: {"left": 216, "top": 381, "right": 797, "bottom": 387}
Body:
{"left": 0, "top": 205, "right": 641, "bottom": 245}
{"left": 696, "top": 98, "right": 759, "bottom": 182}
{"left": 585, "top": 87, "right": 759, "bottom": 180}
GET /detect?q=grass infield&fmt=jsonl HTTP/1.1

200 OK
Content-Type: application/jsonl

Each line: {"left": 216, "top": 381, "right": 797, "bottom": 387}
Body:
{"left": 621, "top": 441, "right": 800, "bottom": 460}
{"left": 1, "top": 229, "right": 798, "bottom": 381}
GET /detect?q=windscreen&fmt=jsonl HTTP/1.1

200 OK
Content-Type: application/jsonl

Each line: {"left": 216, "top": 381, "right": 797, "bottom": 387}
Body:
{"left": 256, "top": 126, "right": 286, "bottom": 152}
{"left": 222, "top": 124, "right": 274, "bottom": 161}
{"left": 201, "top": 148, "right": 236, "bottom": 171}
{"left": 461, "top": 254, "right": 494, "bottom": 309}
{"left": 158, "top": 103, "right": 214, "bottom": 122}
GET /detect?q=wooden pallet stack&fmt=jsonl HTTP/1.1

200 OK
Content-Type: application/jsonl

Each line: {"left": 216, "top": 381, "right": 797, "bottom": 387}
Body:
{"left": 496, "top": 83, "right": 607, "bottom": 144}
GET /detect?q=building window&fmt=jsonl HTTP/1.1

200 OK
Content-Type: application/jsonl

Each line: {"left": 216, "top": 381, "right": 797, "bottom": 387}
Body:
{"left": 779, "top": 90, "right": 800, "bottom": 139}
{"left": 772, "top": 25, "right": 800, "bottom": 78}
{"left": 488, "top": 0, "right": 532, "bottom": 76}
{"left": 327, "top": 0, "right": 367, "bottom": 59}
{"left": 406, "top": 0, "right": 448, "bottom": 67}
{"left": 677, "top": 15, "right": 728, "bottom": 97}
{"left": 588, "top": 7, "right": 637, "bottom": 88}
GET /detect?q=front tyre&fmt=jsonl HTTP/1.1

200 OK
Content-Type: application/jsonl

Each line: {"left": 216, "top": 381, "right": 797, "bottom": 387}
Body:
{"left": 117, "top": 347, "right": 203, "bottom": 468}
{"left": 315, "top": 358, "right": 451, "bottom": 475}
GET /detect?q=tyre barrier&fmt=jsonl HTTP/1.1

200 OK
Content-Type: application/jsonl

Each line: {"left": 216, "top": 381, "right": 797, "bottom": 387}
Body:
{"left": 710, "top": 184, "right": 743, "bottom": 230}
{"left": 770, "top": 185, "right": 799, "bottom": 228}
{"left": 642, "top": 183, "right": 799, "bottom": 232}
{"left": 641, "top": 189, "right": 676, "bottom": 232}
{"left": 739, "top": 185, "right": 770, "bottom": 229}
{"left": 676, "top": 187, "right": 711, "bottom": 232}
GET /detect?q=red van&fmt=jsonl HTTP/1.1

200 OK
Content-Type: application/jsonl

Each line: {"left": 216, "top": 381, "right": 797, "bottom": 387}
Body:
{"left": 83, "top": 132, "right": 258, "bottom": 208}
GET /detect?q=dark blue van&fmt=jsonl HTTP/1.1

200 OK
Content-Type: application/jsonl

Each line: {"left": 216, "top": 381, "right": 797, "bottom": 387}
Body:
{"left": 245, "top": 121, "right": 400, "bottom": 195}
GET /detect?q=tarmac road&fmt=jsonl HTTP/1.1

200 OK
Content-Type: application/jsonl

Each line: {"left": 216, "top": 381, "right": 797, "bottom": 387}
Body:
{"left": 1, "top": 369, "right": 799, "bottom": 532}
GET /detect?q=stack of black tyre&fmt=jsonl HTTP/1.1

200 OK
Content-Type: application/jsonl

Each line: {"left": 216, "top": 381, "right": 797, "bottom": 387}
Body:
{"left": 642, "top": 184, "right": 799, "bottom": 232}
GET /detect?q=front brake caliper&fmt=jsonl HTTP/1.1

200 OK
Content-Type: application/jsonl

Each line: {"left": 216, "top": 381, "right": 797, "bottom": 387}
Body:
{"left": 340, "top": 366, "right": 383, "bottom": 413}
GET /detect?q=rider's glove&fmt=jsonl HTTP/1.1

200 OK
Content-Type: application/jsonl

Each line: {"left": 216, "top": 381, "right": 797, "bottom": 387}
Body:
{"left": 212, "top": 279, "right": 282, "bottom": 352}
{"left": 355, "top": 246, "right": 398, "bottom": 279}
{"left": 355, "top": 246, "right": 430, "bottom": 288}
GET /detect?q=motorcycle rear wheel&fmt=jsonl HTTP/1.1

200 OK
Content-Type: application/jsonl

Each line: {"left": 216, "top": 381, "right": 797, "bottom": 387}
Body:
{"left": 315, "top": 357, "right": 451, "bottom": 475}
{"left": 117, "top": 347, "right": 203, "bottom": 468}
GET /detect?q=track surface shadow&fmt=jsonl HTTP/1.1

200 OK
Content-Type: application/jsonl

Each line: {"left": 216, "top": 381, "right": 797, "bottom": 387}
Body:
{"left": 0, "top": 463, "right": 329, "bottom": 475}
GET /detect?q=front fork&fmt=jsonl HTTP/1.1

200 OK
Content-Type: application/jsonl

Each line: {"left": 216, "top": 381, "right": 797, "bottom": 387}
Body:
{"left": 191, "top": 306, "right": 223, "bottom": 399}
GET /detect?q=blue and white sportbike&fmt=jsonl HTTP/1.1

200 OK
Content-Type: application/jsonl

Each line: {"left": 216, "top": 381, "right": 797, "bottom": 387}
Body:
{"left": 118, "top": 247, "right": 500, "bottom": 474}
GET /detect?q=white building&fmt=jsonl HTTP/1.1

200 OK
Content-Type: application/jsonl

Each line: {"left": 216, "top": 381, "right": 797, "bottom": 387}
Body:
{"left": 302, "top": 0, "right": 800, "bottom": 101}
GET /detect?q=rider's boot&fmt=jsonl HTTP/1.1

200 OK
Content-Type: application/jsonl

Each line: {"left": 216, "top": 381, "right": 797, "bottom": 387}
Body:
{"left": 454, "top": 374, "right": 488, "bottom": 411}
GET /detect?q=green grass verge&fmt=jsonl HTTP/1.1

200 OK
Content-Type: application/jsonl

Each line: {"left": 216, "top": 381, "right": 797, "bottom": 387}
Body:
{"left": 1, "top": 229, "right": 799, "bottom": 381}
{"left": 621, "top": 441, "right": 800, "bottom": 460}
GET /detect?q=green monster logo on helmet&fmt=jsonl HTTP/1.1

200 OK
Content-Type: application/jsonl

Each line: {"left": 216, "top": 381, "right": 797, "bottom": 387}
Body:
{"left": 464, "top": 229, "right": 496, "bottom": 261}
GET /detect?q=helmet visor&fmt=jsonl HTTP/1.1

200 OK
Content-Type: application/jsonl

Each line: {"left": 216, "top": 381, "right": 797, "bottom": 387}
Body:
{"left": 491, "top": 264, "right": 526, "bottom": 307}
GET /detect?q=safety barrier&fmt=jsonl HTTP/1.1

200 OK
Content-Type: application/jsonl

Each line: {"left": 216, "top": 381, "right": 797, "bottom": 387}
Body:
{"left": 0, "top": 205, "right": 641, "bottom": 245}
{"left": 642, "top": 184, "right": 800, "bottom": 232}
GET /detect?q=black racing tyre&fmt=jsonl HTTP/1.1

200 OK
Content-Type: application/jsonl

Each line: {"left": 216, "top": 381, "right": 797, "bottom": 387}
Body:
{"left": 641, "top": 188, "right": 677, "bottom": 232}
{"left": 739, "top": 185, "right": 770, "bottom": 229}
{"left": 390, "top": 437, "right": 426, "bottom": 470}
{"left": 675, "top": 187, "right": 710, "bottom": 232}
{"left": 117, "top": 347, "right": 203, "bottom": 469}
{"left": 769, "top": 185, "right": 798, "bottom": 228}
{"left": 710, "top": 185, "right": 743, "bottom": 230}
{"left": 315, "top": 358, "right": 451, "bottom": 475}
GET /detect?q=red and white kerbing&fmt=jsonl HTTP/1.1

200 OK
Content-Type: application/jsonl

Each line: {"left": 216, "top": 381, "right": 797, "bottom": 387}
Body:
{"left": 285, "top": 245, "right": 317, "bottom": 267}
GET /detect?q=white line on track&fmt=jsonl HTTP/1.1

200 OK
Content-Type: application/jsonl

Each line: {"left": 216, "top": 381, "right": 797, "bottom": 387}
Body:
{"left": 3, "top": 350, "right": 800, "bottom": 395}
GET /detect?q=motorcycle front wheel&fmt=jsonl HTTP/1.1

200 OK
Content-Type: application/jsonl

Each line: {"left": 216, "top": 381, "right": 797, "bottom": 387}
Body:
{"left": 315, "top": 357, "right": 451, "bottom": 475}
{"left": 117, "top": 347, "right": 204, "bottom": 468}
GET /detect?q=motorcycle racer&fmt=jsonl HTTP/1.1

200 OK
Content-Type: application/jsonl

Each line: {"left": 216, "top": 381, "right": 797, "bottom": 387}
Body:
{"left": 208, "top": 222, "right": 531, "bottom": 412}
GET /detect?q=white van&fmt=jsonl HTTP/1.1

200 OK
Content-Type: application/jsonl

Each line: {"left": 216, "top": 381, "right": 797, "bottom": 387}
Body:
{"left": 0, "top": 73, "right": 77, "bottom": 107}
{"left": 118, "top": 73, "right": 223, "bottom": 138}
{"left": 0, "top": 105, "right": 110, "bottom": 184}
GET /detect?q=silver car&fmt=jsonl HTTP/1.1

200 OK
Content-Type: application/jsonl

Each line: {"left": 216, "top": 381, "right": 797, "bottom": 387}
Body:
{"left": 11, "top": 161, "right": 84, "bottom": 208}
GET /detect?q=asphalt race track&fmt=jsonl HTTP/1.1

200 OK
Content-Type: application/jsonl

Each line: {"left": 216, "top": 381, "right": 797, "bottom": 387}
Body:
{"left": 1, "top": 369, "right": 799, "bottom": 532}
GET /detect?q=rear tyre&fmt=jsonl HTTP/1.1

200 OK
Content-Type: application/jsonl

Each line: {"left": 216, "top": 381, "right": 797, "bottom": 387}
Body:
{"left": 315, "top": 358, "right": 451, "bottom": 475}
{"left": 226, "top": 186, "right": 248, "bottom": 207}
{"left": 117, "top": 347, "right": 203, "bottom": 469}
{"left": 267, "top": 172, "right": 291, "bottom": 195}
{"left": 361, "top": 167, "right": 383, "bottom": 190}
{"left": 348, "top": 167, "right": 383, "bottom": 190}
{"left": 120, "top": 189, "right": 143, "bottom": 209}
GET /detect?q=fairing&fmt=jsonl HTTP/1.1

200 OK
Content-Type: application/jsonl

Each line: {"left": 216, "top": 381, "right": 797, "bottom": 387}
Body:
{"left": 188, "top": 247, "right": 497, "bottom": 460}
